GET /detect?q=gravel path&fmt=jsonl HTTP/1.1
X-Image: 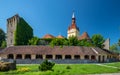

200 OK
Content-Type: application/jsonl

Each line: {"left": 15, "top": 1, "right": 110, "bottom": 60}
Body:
{"left": 92, "top": 64, "right": 120, "bottom": 75}
{"left": 96, "top": 64, "right": 119, "bottom": 69}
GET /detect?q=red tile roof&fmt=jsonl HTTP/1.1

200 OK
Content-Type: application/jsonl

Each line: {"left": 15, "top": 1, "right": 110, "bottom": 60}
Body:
{"left": 68, "top": 23, "right": 79, "bottom": 31}
{"left": 0, "top": 46, "right": 110, "bottom": 55}
{"left": 78, "top": 32, "right": 90, "bottom": 40}
{"left": 43, "top": 34, "right": 55, "bottom": 39}
{"left": 56, "top": 35, "right": 65, "bottom": 39}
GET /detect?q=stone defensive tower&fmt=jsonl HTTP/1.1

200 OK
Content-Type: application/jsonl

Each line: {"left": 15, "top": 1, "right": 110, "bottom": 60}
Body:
{"left": 7, "top": 14, "right": 20, "bottom": 47}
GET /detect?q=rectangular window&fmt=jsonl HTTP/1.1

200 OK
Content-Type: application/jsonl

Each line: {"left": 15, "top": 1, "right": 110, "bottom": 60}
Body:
{"left": 11, "top": 40, "right": 12, "bottom": 43}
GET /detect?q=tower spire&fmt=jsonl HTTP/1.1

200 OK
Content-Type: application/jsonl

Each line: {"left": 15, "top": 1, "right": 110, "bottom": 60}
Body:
{"left": 72, "top": 11, "right": 76, "bottom": 24}
{"left": 72, "top": 11, "right": 75, "bottom": 18}
{"left": 67, "top": 11, "right": 79, "bottom": 38}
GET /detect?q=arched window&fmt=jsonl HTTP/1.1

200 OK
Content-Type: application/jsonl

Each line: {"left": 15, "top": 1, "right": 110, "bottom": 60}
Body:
{"left": 8, "top": 54, "right": 14, "bottom": 59}
{"left": 25, "top": 54, "right": 31, "bottom": 59}
{"left": 107, "top": 55, "right": 109, "bottom": 59}
{"left": 84, "top": 55, "right": 89, "bottom": 59}
{"left": 102, "top": 56, "right": 105, "bottom": 62}
{"left": 91, "top": 55, "right": 96, "bottom": 60}
{"left": 36, "top": 54, "right": 43, "bottom": 59}
{"left": 16, "top": 54, "right": 22, "bottom": 59}
{"left": 74, "top": 55, "right": 80, "bottom": 59}
{"left": 98, "top": 55, "right": 101, "bottom": 62}
{"left": 46, "top": 55, "right": 53, "bottom": 59}
{"left": 65, "top": 55, "right": 71, "bottom": 59}
{"left": 55, "top": 55, "right": 62, "bottom": 59}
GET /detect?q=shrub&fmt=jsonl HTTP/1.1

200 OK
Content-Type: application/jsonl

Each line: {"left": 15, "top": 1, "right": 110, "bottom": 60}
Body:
{"left": 17, "top": 67, "right": 30, "bottom": 72}
{"left": 39, "top": 59, "right": 55, "bottom": 71}
{"left": 66, "top": 65, "right": 71, "bottom": 69}
{"left": 117, "top": 68, "right": 120, "bottom": 71}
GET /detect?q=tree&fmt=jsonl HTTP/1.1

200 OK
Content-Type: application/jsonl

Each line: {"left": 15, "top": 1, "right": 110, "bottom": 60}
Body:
{"left": 38, "top": 39, "right": 46, "bottom": 45}
{"left": 68, "top": 36, "right": 78, "bottom": 46}
{"left": 77, "top": 39, "right": 93, "bottom": 47}
{"left": 110, "top": 39, "right": 120, "bottom": 53}
{"left": 50, "top": 38, "right": 65, "bottom": 47}
{"left": 118, "top": 39, "right": 120, "bottom": 46}
{"left": 41, "top": 38, "right": 53, "bottom": 45}
{"left": 91, "top": 34, "right": 105, "bottom": 48}
{"left": 28, "top": 36, "right": 39, "bottom": 45}
{"left": 63, "top": 39, "right": 69, "bottom": 46}
{"left": 110, "top": 44, "right": 118, "bottom": 50}
{"left": 49, "top": 37, "right": 93, "bottom": 47}
{"left": 0, "top": 28, "right": 5, "bottom": 47}
{"left": 110, "top": 44, "right": 120, "bottom": 53}
{"left": 14, "top": 18, "right": 33, "bottom": 45}
{"left": 1, "top": 41, "right": 6, "bottom": 48}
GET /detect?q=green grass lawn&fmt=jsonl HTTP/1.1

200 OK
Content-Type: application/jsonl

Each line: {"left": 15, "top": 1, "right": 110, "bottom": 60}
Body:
{"left": 0, "top": 62, "right": 120, "bottom": 75}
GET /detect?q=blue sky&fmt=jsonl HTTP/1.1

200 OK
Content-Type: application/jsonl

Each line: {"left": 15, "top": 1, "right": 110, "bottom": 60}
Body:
{"left": 0, "top": 0, "right": 120, "bottom": 45}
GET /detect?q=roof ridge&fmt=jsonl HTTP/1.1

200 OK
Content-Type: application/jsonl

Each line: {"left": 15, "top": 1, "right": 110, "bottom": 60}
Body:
{"left": 91, "top": 48, "right": 98, "bottom": 54}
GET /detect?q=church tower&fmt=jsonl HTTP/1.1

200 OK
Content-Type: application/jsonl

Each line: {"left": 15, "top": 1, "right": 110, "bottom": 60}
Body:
{"left": 67, "top": 12, "right": 79, "bottom": 38}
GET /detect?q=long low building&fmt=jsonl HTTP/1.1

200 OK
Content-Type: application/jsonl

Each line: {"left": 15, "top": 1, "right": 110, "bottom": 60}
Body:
{"left": 0, "top": 46, "right": 119, "bottom": 64}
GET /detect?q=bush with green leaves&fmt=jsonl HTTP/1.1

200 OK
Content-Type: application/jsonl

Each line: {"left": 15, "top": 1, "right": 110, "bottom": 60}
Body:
{"left": 39, "top": 59, "right": 55, "bottom": 71}
{"left": 66, "top": 65, "right": 71, "bottom": 69}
